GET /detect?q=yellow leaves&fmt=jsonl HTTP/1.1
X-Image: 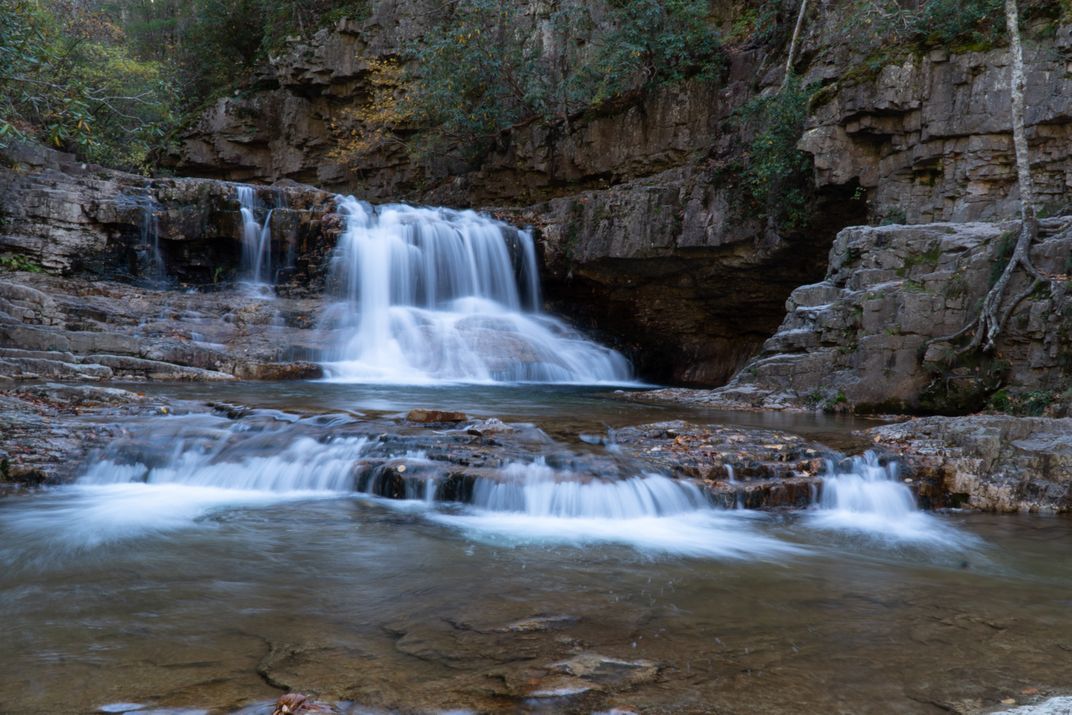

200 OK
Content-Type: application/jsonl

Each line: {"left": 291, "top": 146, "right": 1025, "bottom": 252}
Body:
{"left": 327, "top": 55, "right": 414, "bottom": 165}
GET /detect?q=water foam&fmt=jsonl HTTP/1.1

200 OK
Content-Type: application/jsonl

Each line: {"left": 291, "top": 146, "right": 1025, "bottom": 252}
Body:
{"left": 809, "top": 451, "right": 978, "bottom": 547}
{"left": 319, "top": 197, "right": 632, "bottom": 384}
{"left": 428, "top": 460, "right": 803, "bottom": 559}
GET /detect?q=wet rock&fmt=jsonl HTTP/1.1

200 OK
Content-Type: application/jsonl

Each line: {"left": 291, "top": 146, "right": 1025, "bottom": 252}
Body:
{"left": 550, "top": 653, "right": 659, "bottom": 689}
{"left": 15, "top": 382, "right": 146, "bottom": 407}
{"left": 405, "top": 409, "right": 467, "bottom": 424}
{"left": 613, "top": 421, "right": 833, "bottom": 508}
{"left": 0, "top": 384, "right": 171, "bottom": 485}
{"left": 866, "top": 416, "right": 1072, "bottom": 513}
{"left": 496, "top": 614, "right": 579, "bottom": 634}
{"left": 271, "top": 693, "right": 333, "bottom": 715}
{"left": 232, "top": 361, "right": 324, "bottom": 380}
{"left": 0, "top": 272, "right": 331, "bottom": 382}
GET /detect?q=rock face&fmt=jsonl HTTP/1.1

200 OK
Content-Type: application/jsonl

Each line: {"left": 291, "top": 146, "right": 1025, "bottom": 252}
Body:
{"left": 0, "top": 273, "right": 328, "bottom": 383}
{"left": 0, "top": 143, "right": 345, "bottom": 383}
{"left": 803, "top": 40, "right": 1072, "bottom": 225}
{"left": 0, "top": 142, "right": 340, "bottom": 286}
{"left": 651, "top": 218, "right": 1072, "bottom": 413}
{"left": 161, "top": 3, "right": 1072, "bottom": 384}
{"left": 0, "top": 383, "right": 166, "bottom": 487}
{"left": 868, "top": 416, "right": 1072, "bottom": 513}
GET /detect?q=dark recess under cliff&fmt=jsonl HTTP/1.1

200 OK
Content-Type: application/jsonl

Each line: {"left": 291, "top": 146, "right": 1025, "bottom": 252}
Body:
{"left": 542, "top": 183, "right": 868, "bottom": 386}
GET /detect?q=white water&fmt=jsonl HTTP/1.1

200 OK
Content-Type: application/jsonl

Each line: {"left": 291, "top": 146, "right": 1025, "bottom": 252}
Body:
{"left": 2, "top": 416, "right": 372, "bottom": 549}
{"left": 428, "top": 459, "right": 802, "bottom": 559}
{"left": 810, "top": 451, "right": 977, "bottom": 546}
{"left": 237, "top": 185, "right": 273, "bottom": 288}
{"left": 2, "top": 408, "right": 980, "bottom": 559}
{"left": 320, "top": 197, "right": 632, "bottom": 384}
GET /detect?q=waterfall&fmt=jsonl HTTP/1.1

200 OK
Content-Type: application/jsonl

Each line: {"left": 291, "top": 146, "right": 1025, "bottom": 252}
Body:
{"left": 236, "top": 185, "right": 273, "bottom": 288}
{"left": 817, "top": 452, "right": 916, "bottom": 517}
{"left": 79, "top": 415, "right": 367, "bottom": 493}
{"left": 809, "top": 451, "right": 975, "bottom": 546}
{"left": 117, "top": 191, "right": 165, "bottom": 283}
{"left": 320, "top": 197, "right": 633, "bottom": 384}
{"left": 469, "top": 459, "right": 709, "bottom": 518}
{"left": 140, "top": 197, "right": 164, "bottom": 282}
{"left": 428, "top": 458, "right": 801, "bottom": 558}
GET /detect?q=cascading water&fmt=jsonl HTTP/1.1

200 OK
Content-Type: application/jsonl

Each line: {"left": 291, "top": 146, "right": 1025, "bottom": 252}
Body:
{"left": 236, "top": 185, "right": 273, "bottom": 288}
{"left": 810, "top": 451, "right": 976, "bottom": 545}
{"left": 319, "top": 197, "right": 633, "bottom": 384}
{"left": 426, "top": 459, "right": 800, "bottom": 558}
{"left": 469, "top": 459, "right": 708, "bottom": 518}
{"left": 117, "top": 192, "right": 165, "bottom": 283}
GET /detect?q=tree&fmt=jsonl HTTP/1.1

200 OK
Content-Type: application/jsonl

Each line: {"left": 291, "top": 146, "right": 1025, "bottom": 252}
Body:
{"left": 930, "top": 0, "right": 1047, "bottom": 356}
{"left": 784, "top": 0, "right": 808, "bottom": 87}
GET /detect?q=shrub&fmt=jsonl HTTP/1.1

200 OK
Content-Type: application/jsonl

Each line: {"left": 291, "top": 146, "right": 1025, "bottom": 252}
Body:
{"left": 0, "top": 0, "right": 174, "bottom": 172}
{"left": 387, "top": 0, "right": 723, "bottom": 162}
{"left": 738, "top": 76, "right": 814, "bottom": 232}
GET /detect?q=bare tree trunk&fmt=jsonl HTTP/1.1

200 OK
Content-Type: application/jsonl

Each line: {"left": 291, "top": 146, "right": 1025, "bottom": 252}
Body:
{"left": 784, "top": 0, "right": 809, "bottom": 87}
{"left": 1006, "top": 0, "right": 1036, "bottom": 228}
{"left": 929, "top": 0, "right": 1043, "bottom": 355}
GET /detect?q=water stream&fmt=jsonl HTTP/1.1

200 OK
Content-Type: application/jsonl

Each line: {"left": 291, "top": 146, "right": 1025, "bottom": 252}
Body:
{"left": 2, "top": 196, "right": 1069, "bottom": 713}
{"left": 0, "top": 396, "right": 1069, "bottom": 713}
{"left": 319, "top": 198, "right": 632, "bottom": 384}
{"left": 236, "top": 185, "right": 274, "bottom": 290}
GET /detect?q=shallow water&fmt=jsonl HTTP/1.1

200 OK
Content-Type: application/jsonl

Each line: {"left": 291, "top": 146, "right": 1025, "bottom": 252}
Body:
{"left": 2, "top": 491, "right": 1070, "bottom": 714}
{"left": 130, "top": 382, "right": 883, "bottom": 449}
{"left": 1, "top": 387, "right": 1069, "bottom": 714}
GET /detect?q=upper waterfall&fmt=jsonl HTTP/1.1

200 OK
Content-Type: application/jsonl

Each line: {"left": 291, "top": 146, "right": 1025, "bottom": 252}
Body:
{"left": 319, "top": 196, "right": 632, "bottom": 384}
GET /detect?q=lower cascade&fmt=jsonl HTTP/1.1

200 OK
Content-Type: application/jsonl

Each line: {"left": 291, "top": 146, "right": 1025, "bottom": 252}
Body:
{"left": 810, "top": 451, "right": 973, "bottom": 545}
{"left": 468, "top": 459, "right": 709, "bottom": 518}
{"left": 319, "top": 197, "right": 633, "bottom": 384}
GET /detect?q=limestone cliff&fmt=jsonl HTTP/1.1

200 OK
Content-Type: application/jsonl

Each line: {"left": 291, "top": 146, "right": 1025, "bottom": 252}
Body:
{"left": 0, "top": 143, "right": 340, "bottom": 382}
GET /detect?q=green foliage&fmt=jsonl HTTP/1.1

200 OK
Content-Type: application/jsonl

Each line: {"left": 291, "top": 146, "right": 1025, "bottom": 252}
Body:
{"left": 896, "top": 244, "right": 943, "bottom": 277}
{"left": 110, "top": 0, "right": 370, "bottom": 109}
{"left": 582, "top": 0, "right": 723, "bottom": 103}
{"left": 988, "top": 388, "right": 1055, "bottom": 416}
{"left": 398, "top": 0, "right": 722, "bottom": 161}
{"left": 738, "top": 76, "right": 814, "bottom": 231}
{"left": 402, "top": 0, "right": 542, "bottom": 158}
{"left": 0, "top": 0, "right": 175, "bottom": 172}
{"left": 728, "top": 2, "right": 783, "bottom": 45}
{"left": 909, "top": 0, "right": 1005, "bottom": 51}
{"left": 0, "top": 252, "right": 43, "bottom": 273}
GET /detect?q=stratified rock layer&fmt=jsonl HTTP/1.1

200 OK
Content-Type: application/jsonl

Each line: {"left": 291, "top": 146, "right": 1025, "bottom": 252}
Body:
{"left": 867, "top": 415, "right": 1072, "bottom": 513}
{"left": 0, "top": 273, "right": 327, "bottom": 383}
{"left": 162, "top": 5, "right": 1072, "bottom": 383}
{"left": 648, "top": 218, "right": 1072, "bottom": 413}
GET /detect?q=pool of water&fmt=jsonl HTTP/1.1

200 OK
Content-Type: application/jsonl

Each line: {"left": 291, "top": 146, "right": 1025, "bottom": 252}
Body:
{"left": 1, "top": 384, "right": 1069, "bottom": 714}
{"left": 131, "top": 382, "right": 883, "bottom": 449}
{"left": 1, "top": 491, "right": 1070, "bottom": 714}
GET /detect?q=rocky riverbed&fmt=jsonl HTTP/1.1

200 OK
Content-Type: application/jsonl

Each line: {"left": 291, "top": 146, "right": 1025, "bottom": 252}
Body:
{"left": 2, "top": 378, "right": 1069, "bottom": 514}
{"left": 0, "top": 273, "right": 326, "bottom": 384}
